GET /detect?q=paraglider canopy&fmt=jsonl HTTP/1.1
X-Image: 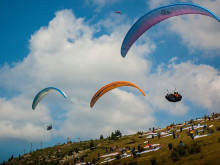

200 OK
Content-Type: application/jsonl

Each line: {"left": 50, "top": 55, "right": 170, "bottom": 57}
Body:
{"left": 165, "top": 90, "right": 182, "bottom": 102}
{"left": 115, "top": 11, "right": 122, "bottom": 14}
{"left": 32, "top": 87, "right": 67, "bottom": 110}
{"left": 90, "top": 81, "right": 145, "bottom": 108}
{"left": 121, "top": 3, "right": 220, "bottom": 58}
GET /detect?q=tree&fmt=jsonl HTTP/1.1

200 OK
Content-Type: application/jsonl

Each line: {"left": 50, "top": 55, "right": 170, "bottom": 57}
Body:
{"left": 8, "top": 155, "right": 14, "bottom": 161}
{"left": 111, "top": 132, "right": 115, "bottom": 140}
{"left": 89, "top": 140, "right": 94, "bottom": 149}
{"left": 100, "top": 134, "right": 104, "bottom": 140}
{"left": 115, "top": 130, "right": 122, "bottom": 137}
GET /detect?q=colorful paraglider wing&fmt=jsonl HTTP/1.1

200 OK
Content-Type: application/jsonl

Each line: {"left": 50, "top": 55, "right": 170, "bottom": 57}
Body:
{"left": 115, "top": 11, "right": 122, "bottom": 14}
{"left": 32, "top": 87, "right": 67, "bottom": 110}
{"left": 90, "top": 81, "right": 145, "bottom": 108}
{"left": 121, "top": 3, "right": 220, "bottom": 57}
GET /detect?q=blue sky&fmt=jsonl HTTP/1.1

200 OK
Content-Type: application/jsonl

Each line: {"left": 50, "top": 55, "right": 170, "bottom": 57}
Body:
{"left": 1, "top": 0, "right": 220, "bottom": 163}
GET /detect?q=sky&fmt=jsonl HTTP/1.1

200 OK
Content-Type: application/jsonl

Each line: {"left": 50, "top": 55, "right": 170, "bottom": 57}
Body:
{"left": 0, "top": 0, "right": 220, "bottom": 163}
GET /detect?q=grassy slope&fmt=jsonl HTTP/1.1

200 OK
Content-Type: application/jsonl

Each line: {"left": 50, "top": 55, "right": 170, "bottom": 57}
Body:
{"left": 2, "top": 118, "right": 220, "bottom": 165}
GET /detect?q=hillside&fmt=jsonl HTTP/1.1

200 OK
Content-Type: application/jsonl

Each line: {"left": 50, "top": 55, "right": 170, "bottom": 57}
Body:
{"left": 2, "top": 114, "right": 220, "bottom": 165}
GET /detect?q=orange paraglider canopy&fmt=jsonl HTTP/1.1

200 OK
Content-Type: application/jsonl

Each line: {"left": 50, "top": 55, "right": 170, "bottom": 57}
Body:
{"left": 90, "top": 81, "right": 145, "bottom": 108}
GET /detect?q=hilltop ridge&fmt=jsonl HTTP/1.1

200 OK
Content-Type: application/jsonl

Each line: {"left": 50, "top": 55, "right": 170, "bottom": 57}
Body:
{"left": 2, "top": 114, "right": 220, "bottom": 165}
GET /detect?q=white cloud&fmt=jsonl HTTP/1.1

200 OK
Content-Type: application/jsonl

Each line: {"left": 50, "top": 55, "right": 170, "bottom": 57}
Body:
{"left": 0, "top": 97, "right": 51, "bottom": 141}
{"left": 144, "top": 60, "right": 220, "bottom": 115}
{"left": 86, "top": 0, "right": 121, "bottom": 12}
{"left": 148, "top": 0, "right": 172, "bottom": 9}
{"left": 0, "top": 120, "right": 51, "bottom": 141}
{"left": 148, "top": 0, "right": 220, "bottom": 56}
{"left": 58, "top": 89, "right": 154, "bottom": 138}
{"left": 168, "top": 13, "right": 220, "bottom": 53}
{"left": 0, "top": 10, "right": 155, "bottom": 141}
{"left": 0, "top": 6, "right": 220, "bottom": 143}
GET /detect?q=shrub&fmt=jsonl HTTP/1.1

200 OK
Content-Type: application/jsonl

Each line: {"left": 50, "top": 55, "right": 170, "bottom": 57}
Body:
{"left": 128, "top": 161, "right": 137, "bottom": 165}
{"left": 68, "top": 149, "right": 74, "bottom": 155}
{"left": 188, "top": 142, "right": 201, "bottom": 154}
{"left": 170, "top": 141, "right": 201, "bottom": 162}
{"left": 174, "top": 145, "right": 187, "bottom": 156}
{"left": 170, "top": 144, "right": 188, "bottom": 162}
{"left": 150, "top": 157, "right": 156, "bottom": 165}
{"left": 74, "top": 147, "right": 79, "bottom": 153}
{"left": 171, "top": 150, "right": 180, "bottom": 162}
